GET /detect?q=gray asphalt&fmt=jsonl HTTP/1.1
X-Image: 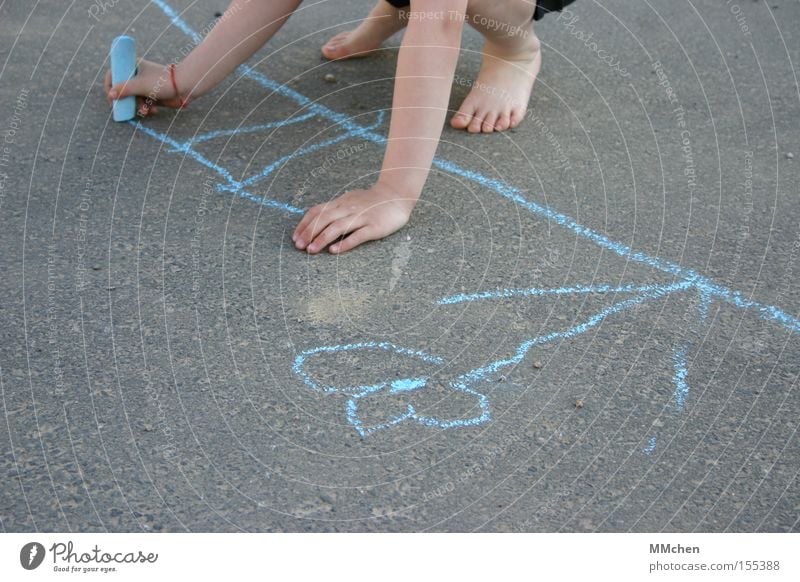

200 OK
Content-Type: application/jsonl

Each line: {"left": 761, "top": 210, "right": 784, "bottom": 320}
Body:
{"left": 1, "top": 0, "right": 798, "bottom": 532}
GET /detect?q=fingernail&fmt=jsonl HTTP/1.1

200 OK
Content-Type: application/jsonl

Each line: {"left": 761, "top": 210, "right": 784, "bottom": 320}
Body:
{"left": 109, "top": 90, "right": 117, "bottom": 98}
{"left": 295, "top": 238, "right": 305, "bottom": 248}
{"left": 330, "top": 245, "right": 339, "bottom": 253}
{"left": 308, "top": 244, "right": 317, "bottom": 253}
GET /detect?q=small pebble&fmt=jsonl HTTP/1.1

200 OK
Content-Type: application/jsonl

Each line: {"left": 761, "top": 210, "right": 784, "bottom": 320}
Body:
{"left": 405, "top": 234, "right": 411, "bottom": 241}
{"left": 574, "top": 399, "right": 584, "bottom": 409}
{"left": 143, "top": 423, "right": 154, "bottom": 432}
{"left": 786, "top": 152, "right": 794, "bottom": 159}
{"left": 214, "top": 11, "right": 223, "bottom": 18}
{"left": 324, "top": 73, "right": 337, "bottom": 83}
{"left": 533, "top": 360, "right": 543, "bottom": 369}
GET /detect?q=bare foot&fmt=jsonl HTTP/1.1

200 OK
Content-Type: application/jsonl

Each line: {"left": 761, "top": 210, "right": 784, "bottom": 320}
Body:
{"left": 321, "top": 3, "right": 406, "bottom": 60}
{"left": 451, "top": 32, "right": 541, "bottom": 133}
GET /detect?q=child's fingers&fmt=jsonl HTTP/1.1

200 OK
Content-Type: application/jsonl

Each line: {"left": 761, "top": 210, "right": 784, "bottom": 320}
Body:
{"left": 329, "top": 226, "right": 376, "bottom": 254}
{"left": 104, "top": 69, "right": 113, "bottom": 102}
{"left": 108, "top": 76, "right": 147, "bottom": 100}
{"left": 305, "top": 217, "right": 363, "bottom": 254}
{"left": 295, "top": 213, "right": 334, "bottom": 250}
{"left": 292, "top": 210, "right": 316, "bottom": 245}
{"left": 136, "top": 97, "right": 159, "bottom": 117}
{"left": 294, "top": 205, "right": 342, "bottom": 248}
{"left": 157, "top": 97, "right": 185, "bottom": 110}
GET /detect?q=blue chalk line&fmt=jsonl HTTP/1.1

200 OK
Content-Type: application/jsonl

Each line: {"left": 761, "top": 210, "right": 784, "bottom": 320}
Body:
{"left": 438, "top": 283, "right": 679, "bottom": 305}
{"left": 230, "top": 110, "right": 385, "bottom": 190}
{"left": 672, "top": 344, "right": 690, "bottom": 410}
{"left": 172, "top": 111, "right": 317, "bottom": 148}
{"left": 131, "top": 120, "right": 240, "bottom": 188}
{"left": 292, "top": 341, "right": 443, "bottom": 396}
{"left": 144, "top": 0, "right": 798, "bottom": 438}
{"left": 293, "top": 342, "right": 490, "bottom": 437}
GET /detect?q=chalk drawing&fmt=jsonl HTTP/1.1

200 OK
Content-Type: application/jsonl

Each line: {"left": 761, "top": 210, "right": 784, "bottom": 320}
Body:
{"left": 291, "top": 342, "right": 489, "bottom": 437}
{"left": 672, "top": 345, "right": 689, "bottom": 410}
{"left": 168, "top": 111, "right": 317, "bottom": 148}
{"left": 137, "top": 0, "right": 798, "bottom": 441}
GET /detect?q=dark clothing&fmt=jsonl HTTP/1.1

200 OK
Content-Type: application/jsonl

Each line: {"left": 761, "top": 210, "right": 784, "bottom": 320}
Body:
{"left": 384, "top": 0, "right": 576, "bottom": 21}
{"left": 533, "top": 0, "right": 576, "bottom": 20}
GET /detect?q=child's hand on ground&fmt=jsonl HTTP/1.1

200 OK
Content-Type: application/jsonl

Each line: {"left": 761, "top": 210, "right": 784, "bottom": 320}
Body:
{"left": 292, "top": 183, "right": 416, "bottom": 254}
{"left": 104, "top": 59, "right": 184, "bottom": 117}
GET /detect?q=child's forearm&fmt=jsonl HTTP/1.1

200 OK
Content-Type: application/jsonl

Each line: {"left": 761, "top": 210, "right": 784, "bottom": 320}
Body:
{"left": 377, "top": 1, "right": 467, "bottom": 201}
{"left": 175, "top": 0, "right": 302, "bottom": 99}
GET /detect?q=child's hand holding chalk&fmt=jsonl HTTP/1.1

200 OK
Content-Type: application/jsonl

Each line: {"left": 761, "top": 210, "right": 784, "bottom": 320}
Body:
{"left": 105, "top": 58, "right": 187, "bottom": 118}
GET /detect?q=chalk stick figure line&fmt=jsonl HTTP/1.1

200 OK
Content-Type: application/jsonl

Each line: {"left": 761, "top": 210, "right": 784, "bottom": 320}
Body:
{"left": 136, "top": 0, "right": 797, "bottom": 443}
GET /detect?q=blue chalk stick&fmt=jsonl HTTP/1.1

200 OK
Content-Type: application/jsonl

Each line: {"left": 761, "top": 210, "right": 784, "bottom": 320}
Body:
{"left": 110, "top": 36, "right": 136, "bottom": 122}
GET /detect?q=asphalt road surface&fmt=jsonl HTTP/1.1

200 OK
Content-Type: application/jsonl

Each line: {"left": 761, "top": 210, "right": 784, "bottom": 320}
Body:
{"left": 1, "top": 0, "right": 798, "bottom": 532}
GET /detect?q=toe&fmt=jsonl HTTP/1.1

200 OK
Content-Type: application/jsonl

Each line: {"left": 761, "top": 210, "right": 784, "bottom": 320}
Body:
{"left": 321, "top": 32, "right": 349, "bottom": 58}
{"left": 481, "top": 112, "right": 499, "bottom": 133}
{"left": 494, "top": 112, "right": 511, "bottom": 132}
{"left": 321, "top": 45, "right": 341, "bottom": 59}
{"left": 467, "top": 111, "right": 486, "bottom": 133}
{"left": 325, "top": 31, "right": 348, "bottom": 46}
{"left": 509, "top": 109, "right": 524, "bottom": 129}
{"left": 450, "top": 108, "right": 474, "bottom": 129}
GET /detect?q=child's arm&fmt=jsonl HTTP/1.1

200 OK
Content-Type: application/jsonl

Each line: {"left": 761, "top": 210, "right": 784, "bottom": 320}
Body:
{"left": 105, "top": 0, "right": 302, "bottom": 112}
{"left": 293, "top": 0, "right": 468, "bottom": 254}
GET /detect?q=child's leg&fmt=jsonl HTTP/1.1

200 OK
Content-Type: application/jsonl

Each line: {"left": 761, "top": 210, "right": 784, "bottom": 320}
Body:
{"left": 451, "top": 0, "right": 541, "bottom": 133}
{"left": 296, "top": 1, "right": 468, "bottom": 255}
{"left": 321, "top": 0, "right": 408, "bottom": 60}
{"left": 106, "top": 0, "right": 304, "bottom": 109}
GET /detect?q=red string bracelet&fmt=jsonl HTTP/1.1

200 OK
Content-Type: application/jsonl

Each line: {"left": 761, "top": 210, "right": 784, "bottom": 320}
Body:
{"left": 169, "top": 63, "right": 190, "bottom": 109}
